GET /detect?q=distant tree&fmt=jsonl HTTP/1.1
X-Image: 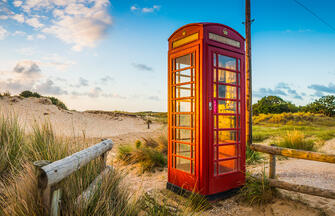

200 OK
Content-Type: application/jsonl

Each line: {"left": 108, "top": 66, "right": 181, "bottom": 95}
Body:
{"left": 20, "top": 90, "right": 41, "bottom": 98}
{"left": 253, "top": 96, "right": 298, "bottom": 115}
{"left": 301, "top": 95, "right": 335, "bottom": 117}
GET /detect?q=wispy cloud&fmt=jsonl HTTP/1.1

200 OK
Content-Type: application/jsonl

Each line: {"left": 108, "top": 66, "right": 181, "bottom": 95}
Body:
{"left": 0, "top": 25, "right": 8, "bottom": 40}
{"left": 254, "top": 82, "right": 303, "bottom": 100}
{"left": 130, "top": 5, "right": 161, "bottom": 13}
{"left": 132, "top": 63, "right": 153, "bottom": 72}
{"left": 308, "top": 83, "right": 335, "bottom": 94}
{"left": 35, "top": 79, "right": 68, "bottom": 95}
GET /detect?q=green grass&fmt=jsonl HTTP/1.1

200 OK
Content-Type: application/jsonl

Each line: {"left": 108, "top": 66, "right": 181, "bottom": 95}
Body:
{"left": 239, "top": 171, "right": 276, "bottom": 206}
{"left": 0, "top": 114, "right": 139, "bottom": 216}
{"left": 117, "top": 137, "right": 168, "bottom": 172}
{"left": 246, "top": 144, "right": 263, "bottom": 164}
{"left": 275, "top": 130, "right": 315, "bottom": 151}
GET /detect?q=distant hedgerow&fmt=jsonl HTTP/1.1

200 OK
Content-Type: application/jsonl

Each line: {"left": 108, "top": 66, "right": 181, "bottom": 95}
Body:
{"left": 19, "top": 90, "right": 41, "bottom": 98}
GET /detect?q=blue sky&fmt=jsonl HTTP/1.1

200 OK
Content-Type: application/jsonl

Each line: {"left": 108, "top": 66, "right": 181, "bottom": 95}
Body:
{"left": 0, "top": 0, "right": 334, "bottom": 111}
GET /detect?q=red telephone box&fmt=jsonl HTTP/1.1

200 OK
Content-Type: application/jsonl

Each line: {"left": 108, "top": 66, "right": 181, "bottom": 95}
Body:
{"left": 167, "top": 23, "right": 246, "bottom": 198}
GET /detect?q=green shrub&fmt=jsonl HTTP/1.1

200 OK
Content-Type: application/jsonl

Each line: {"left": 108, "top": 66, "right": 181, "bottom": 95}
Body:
{"left": 239, "top": 172, "right": 276, "bottom": 206}
{"left": 117, "top": 136, "right": 168, "bottom": 172}
{"left": 48, "top": 96, "right": 68, "bottom": 110}
{"left": 276, "top": 130, "right": 315, "bottom": 151}
{"left": 19, "top": 90, "right": 41, "bottom": 98}
{"left": 253, "top": 96, "right": 298, "bottom": 115}
{"left": 3, "top": 91, "right": 11, "bottom": 96}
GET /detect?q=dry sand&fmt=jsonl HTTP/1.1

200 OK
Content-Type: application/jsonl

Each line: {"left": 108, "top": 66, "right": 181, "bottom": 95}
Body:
{"left": 0, "top": 96, "right": 160, "bottom": 138}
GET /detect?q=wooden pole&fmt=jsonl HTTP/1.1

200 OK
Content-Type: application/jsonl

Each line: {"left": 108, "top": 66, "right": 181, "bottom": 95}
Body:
{"left": 34, "top": 160, "right": 51, "bottom": 213}
{"left": 250, "top": 144, "right": 335, "bottom": 164}
{"left": 245, "top": 0, "right": 253, "bottom": 146}
{"left": 269, "top": 145, "right": 276, "bottom": 179}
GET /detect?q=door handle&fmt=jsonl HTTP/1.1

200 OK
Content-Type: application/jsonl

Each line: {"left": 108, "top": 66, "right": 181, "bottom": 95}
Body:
{"left": 209, "top": 101, "right": 212, "bottom": 111}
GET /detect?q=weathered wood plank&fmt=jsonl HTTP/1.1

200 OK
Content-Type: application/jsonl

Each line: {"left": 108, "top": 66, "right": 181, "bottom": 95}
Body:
{"left": 253, "top": 176, "right": 335, "bottom": 200}
{"left": 51, "top": 189, "right": 62, "bottom": 216}
{"left": 40, "top": 140, "right": 113, "bottom": 187}
{"left": 250, "top": 144, "right": 335, "bottom": 163}
{"left": 76, "top": 166, "right": 112, "bottom": 206}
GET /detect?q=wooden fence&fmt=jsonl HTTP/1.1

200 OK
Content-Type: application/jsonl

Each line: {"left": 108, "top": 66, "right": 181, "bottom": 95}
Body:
{"left": 34, "top": 139, "right": 114, "bottom": 216}
{"left": 250, "top": 144, "right": 335, "bottom": 199}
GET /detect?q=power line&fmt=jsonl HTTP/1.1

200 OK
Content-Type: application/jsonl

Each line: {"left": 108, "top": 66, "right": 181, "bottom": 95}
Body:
{"left": 293, "top": 0, "right": 335, "bottom": 31}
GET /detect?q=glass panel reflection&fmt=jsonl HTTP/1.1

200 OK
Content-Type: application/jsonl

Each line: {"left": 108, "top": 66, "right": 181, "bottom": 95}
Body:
{"left": 218, "top": 115, "right": 237, "bottom": 129}
{"left": 218, "top": 145, "right": 236, "bottom": 159}
{"left": 175, "top": 54, "right": 191, "bottom": 69}
{"left": 176, "top": 157, "right": 191, "bottom": 173}
{"left": 218, "top": 100, "right": 237, "bottom": 114}
{"left": 174, "top": 69, "right": 191, "bottom": 84}
{"left": 218, "top": 70, "right": 238, "bottom": 85}
{"left": 174, "top": 114, "right": 192, "bottom": 127}
{"left": 175, "top": 143, "right": 191, "bottom": 158}
{"left": 173, "top": 129, "right": 191, "bottom": 142}
{"left": 218, "top": 130, "right": 237, "bottom": 144}
{"left": 218, "top": 55, "right": 236, "bottom": 70}
{"left": 174, "top": 100, "right": 193, "bottom": 112}
{"left": 218, "top": 159, "right": 236, "bottom": 174}
{"left": 218, "top": 85, "right": 237, "bottom": 99}
{"left": 174, "top": 84, "right": 193, "bottom": 98}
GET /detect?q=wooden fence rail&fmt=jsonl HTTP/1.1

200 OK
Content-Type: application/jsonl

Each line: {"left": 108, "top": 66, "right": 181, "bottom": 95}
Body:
{"left": 250, "top": 143, "right": 335, "bottom": 199}
{"left": 34, "top": 139, "right": 114, "bottom": 216}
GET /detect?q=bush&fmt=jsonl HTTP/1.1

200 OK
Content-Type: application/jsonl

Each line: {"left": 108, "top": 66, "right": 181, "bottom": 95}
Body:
{"left": 275, "top": 130, "right": 315, "bottom": 151}
{"left": 117, "top": 136, "right": 168, "bottom": 172}
{"left": 301, "top": 95, "right": 335, "bottom": 117}
{"left": 48, "top": 96, "right": 68, "bottom": 110}
{"left": 253, "top": 96, "right": 298, "bottom": 115}
{"left": 3, "top": 91, "right": 11, "bottom": 96}
{"left": 19, "top": 90, "right": 41, "bottom": 98}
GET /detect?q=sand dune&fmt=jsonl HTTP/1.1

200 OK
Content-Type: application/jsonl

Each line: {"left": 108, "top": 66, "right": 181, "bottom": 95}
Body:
{"left": 0, "top": 96, "right": 161, "bottom": 138}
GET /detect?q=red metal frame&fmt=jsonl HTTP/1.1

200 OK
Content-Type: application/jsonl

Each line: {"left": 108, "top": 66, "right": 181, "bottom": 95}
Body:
{"left": 168, "top": 23, "right": 245, "bottom": 196}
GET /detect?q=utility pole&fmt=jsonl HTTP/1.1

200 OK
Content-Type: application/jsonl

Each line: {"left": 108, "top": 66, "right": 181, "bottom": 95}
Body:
{"left": 245, "top": 0, "right": 252, "bottom": 146}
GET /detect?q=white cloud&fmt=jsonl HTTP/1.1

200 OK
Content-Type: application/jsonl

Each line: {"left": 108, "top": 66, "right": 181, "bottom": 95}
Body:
{"left": 27, "top": 35, "right": 34, "bottom": 40}
{"left": 13, "top": 0, "right": 23, "bottom": 7}
{"left": 26, "top": 17, "right": 44, "bottom": 28}
{"left": 130, "top": 5, "right": 138, "bottom": 11}
{"left": 0, "top": 15, "right": 8, "bottom": 20}
{"left": 0, "top": 26, "right": 8, "bottom": 40}
{"left": 142, "top": 5, "right": 160, "bottom": 13}
{"left": 36, "top": 34, "right": 46, "bottom": 39}
{"left": 41, "top": 0, "right": 112, "bottom": 51}
{"left": 13, "top": 30, "right": 26, "bottom": 36}
{"left": 11, "top": 14, "right": 25, "bottom": 23}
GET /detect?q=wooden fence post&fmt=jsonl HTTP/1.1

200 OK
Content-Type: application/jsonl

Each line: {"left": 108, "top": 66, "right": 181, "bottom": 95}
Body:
{"left": 34, "top": 160, "right": 51, "bottom": 213}
{"left": 269, "top": 144, "right": 276, "bottom": 179}
{"left": 51, "top": 188, "right": 62, "bottom": 216}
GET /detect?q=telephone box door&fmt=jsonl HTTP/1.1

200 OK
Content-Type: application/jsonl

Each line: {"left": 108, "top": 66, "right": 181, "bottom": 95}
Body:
{"left": 208, "top": 46, "right": 245, "bottom": 194}
{"left": 168, "top": 46, "right": 199, "bottom": 191}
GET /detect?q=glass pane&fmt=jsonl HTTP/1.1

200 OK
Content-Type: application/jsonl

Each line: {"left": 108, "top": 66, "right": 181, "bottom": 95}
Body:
{"left": 218, "top": 159, "right": 236, "bottom": 174}
{"left": 218, "top": 145, "right": 236, "bottom": 159}
{"left": 213, "top": 68, "right": 217, "bottom": 82}
{"left": 213, "top": 146, "right": 217, "bottom": 160}
{"left": 176, "top": 157, "right": 191, "bottom": 173}
{"left": 213, "top": 84, "right": 216, "bottom": 98}
{"left": 218, "top": 85, "right": 237, "bottom": 99}
{"left": 176, "top": 143, "right": 191, "bottom": 158}
{"left": 174, "top": 114, "right": 192, "bottom": 127}
{"left": 218, "top": 115, "right": 237, "bottom": 129}
{"left": 218, "top": 130, "right": 237, "bottom": 144}
{"left": 191, "top": 160, "right": 195, "bottom": 174}
{"left": 218, "top": 55, "right": 236, "bottom": 70}
{"left": 218, "top": 100, "right": 237, "bottom": 113}
{"left": 173, "top": 129, "right": 191, "bottom": 142}
{"left": 213, "top": 130, "right": 217, "bottom": 144}
{"left": 218, "top": 70, "right": 237, "bottom": 85}
{"left": 213, "top": 115, "right": 217, "bottom": 129}
{"left": 174, "top": 69, "right": 191, "bottom": 84}
{"left": 176, "top": 54, "right": 191, "bottom": 70}
{"left": 174, "top": 84, "right": 192, "bottom": 98}
{"left": 213, "top": 53, "right": 216, "bottom": 66}
{"left": 174, "top": 100, "right": 191, "bottom": 112}
{"left": 238, "top": 59, "right": 241, "bottom": 71}
{"left": 213, "top": 162, "right": 217, "bottom": 176}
